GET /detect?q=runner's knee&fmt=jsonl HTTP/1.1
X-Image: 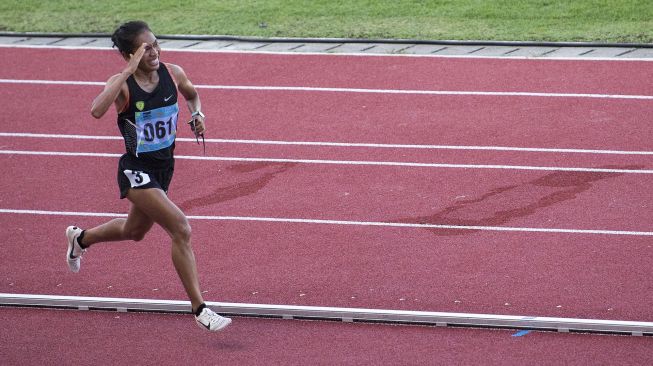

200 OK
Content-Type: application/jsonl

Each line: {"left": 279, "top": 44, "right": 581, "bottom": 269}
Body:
{"left": 130, "top": 230, "right": 147, "bottom": 242}
{"left": 171, "top": 219, "right": 192, "bottom": 244}
{"left": 125, "top": 227, "right": 148, "bottom": 242}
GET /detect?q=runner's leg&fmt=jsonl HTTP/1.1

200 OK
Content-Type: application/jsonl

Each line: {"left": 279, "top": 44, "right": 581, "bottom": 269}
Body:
{"left": 78, "top": 204, "right": 154, "bottom": 247}
{"left": 126, "top": 187, "right": 205, "bottom": 312}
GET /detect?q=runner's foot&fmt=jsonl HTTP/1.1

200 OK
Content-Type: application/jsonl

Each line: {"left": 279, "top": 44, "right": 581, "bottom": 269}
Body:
{"left": 195, "top": 305, "right": 232, "bottom": 332}
{"left": 65, "top": 226, "right": 86, "bottom": 273}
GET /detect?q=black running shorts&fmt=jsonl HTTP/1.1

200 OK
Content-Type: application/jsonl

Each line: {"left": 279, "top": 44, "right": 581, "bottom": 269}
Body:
{"left": 116, "top": 154, "right": 174, "bottom": 199}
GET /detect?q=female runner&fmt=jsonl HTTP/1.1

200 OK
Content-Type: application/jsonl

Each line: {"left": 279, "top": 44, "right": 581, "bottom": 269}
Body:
{"left": 65, "top": 21, "right": 230, "bottom": 332}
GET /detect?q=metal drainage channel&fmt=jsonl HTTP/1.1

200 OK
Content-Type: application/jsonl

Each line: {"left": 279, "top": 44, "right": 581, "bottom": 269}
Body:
{"left": 2, "top": 293, "right": 652, "bottom": 336}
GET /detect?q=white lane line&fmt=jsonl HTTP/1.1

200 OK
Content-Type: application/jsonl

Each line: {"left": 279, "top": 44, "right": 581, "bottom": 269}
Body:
{"left": 0, "top": 150, "right": 121, "bottom": 158}
{"left": 0, "top": 132, "right": 122, "bottom": 140}
{"left": 195, "top": 84, "right": 653, "bottom": 100}
{"left": 1, "top": 43, "right": 652, "bottom": 62}
{"left": 1, "top": 208, "right": 651, "bottom": 237}
{"left": 0, "top": 149, "right": 651, "bottom": 174}
{"left": 1, "top": 78, "right": 651, "bottom": 100}
{"left": 1, "top": 132, "right": 652, "bottom": 156}
{"left": 0, "top": 79, "right": 104, "bottom": 86}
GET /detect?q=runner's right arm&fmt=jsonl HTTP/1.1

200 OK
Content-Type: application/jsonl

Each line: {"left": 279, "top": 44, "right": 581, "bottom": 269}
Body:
{"left": 90, "top": 43, "right": 146, "bottom": 119}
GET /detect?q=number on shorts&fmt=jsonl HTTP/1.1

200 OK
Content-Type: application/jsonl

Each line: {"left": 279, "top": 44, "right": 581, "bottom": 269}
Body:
{"left": 123, "top": 169, "right": 151, "bottom": 188}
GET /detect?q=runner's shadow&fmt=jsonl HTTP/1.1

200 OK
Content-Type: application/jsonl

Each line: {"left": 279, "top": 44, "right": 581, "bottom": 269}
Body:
{"left": 390, "top": 165, "right": 644, "bottom": 236}
{"left": 194, "top": 335, "right": 247, "bottom": 351}
{"left": 179, "top": 162, "right": 297, "bottom": 211}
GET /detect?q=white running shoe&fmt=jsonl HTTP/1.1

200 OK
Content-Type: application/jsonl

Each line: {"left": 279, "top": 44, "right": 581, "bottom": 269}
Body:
{"left": 66, "top": 226, "right": 86, "bottom": 273}
{"left": 195, "top": 307, "right": 232, "bottom": 332}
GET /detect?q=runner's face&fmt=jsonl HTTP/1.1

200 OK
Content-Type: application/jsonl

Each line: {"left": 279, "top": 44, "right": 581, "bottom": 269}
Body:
{"left": 133, "top": 30, "right": 160, "bottom": 71}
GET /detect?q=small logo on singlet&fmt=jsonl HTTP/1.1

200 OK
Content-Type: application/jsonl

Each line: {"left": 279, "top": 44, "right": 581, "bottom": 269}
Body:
{"left": 135, "top": 101, "right": 145, "bottom": 111}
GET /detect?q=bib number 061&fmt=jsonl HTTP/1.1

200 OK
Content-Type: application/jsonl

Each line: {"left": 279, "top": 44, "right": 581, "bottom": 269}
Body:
{"left": 143, "top": 118, "right": 174, "bottom": 142}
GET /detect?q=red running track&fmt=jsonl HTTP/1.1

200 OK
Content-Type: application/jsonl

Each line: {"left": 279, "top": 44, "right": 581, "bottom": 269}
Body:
{"left": 0, "top": 149, "right": 651, "bottom": 234}
{"left": 3, "top": 307, "right": 653, "bottom": 366}
{"left": 1, "top": 48, "right": 652, "bottom": 329}
{"left": 2, "top": 207, "right": 652, "bottom": 319}
{"left": 3, "top": 134, "right": 653, "bottom": 169}
{"left": 1, "top": 65, "right": 652, "bottom": 152}
{"left": 1, "top": 47, "right": 652, "bottom": 95}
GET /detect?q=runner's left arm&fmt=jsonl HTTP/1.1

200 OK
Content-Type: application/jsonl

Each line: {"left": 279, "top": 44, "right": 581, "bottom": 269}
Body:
{"left": 168, "top": 63, "right": 205, "bottom": 135}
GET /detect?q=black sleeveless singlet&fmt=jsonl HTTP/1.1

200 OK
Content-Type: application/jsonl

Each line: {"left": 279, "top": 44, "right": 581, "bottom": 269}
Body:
{"left": 117, "top": 63, "right": 178, "bottom": 168}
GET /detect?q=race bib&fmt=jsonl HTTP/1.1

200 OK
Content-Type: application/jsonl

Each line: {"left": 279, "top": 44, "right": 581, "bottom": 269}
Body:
{"left": 123, "top": 170, "right": 151, "bottom": 188}
{"left": 135, "top": 103, "right": 179, "bottom": 154}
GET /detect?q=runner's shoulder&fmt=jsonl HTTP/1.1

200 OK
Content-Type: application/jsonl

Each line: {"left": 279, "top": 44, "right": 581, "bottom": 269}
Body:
{"left": 108, "top": 72, "right": 128, "bottom": 82}
{"left": 105, "top": 73, "right": 131, "bottom": 92}
{"left": 164, "top": 62, "right": 183, "bottom": 73}
{"left": 164, "top": 63, "right": 188, "bottom": 79}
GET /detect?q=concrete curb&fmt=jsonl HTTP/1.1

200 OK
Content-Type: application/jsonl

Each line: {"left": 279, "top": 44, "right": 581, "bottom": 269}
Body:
{"left": 1, "top": 31, "right": 651, "bottom": 48}
{"left": 1, "top": 32, "right": 652, "bottom": 58}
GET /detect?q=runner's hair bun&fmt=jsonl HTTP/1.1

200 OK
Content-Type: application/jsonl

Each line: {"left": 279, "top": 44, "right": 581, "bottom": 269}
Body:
{"left": 111, "top": 20, "right": 151, "bottom": 55}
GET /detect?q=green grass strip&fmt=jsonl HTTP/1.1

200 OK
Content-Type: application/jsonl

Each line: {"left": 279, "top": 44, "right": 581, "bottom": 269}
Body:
{"left": 1, "top": 0, "right": 652, "bottom": 43}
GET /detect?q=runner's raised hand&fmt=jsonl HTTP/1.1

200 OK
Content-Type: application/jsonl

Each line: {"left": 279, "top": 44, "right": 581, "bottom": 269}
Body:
{"left": 122, "top": 43, "right": 147, "bottom": 75}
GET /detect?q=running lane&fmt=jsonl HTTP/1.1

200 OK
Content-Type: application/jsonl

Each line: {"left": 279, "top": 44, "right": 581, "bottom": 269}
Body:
{"left": 1, "top": 84, "right": 652, "bottom": 152}
{"left": 0, "top": 153, "right": 651, "bottom": 232}
{"left": 0, "top": 47, "right": 651, "bottom": 95}
{"left": 2, "top": 135, "right": 653, "bottom": 170}
{"left": 1, "top": 202, "right": 652, "bottom": 320}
